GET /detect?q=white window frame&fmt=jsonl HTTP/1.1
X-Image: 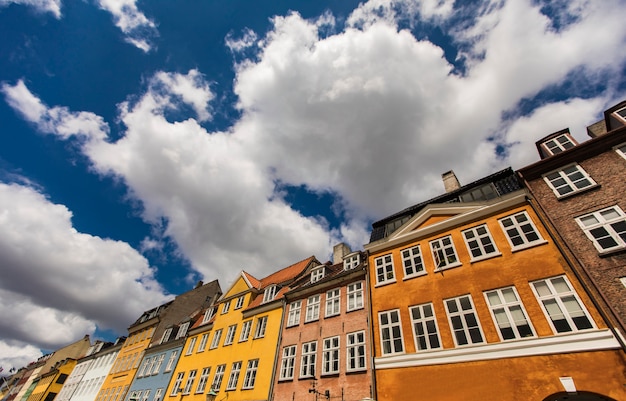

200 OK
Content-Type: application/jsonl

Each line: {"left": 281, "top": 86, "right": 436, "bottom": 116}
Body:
{"left": 209, "top": 329, "right": 222, "bottom": 349}
{"left": 226, "top": 362, "right": 242, "bottom": 391}
{"left": 235, "top": 295, "right": 245, "bottom": 309}
{"left": 152, "top": 354, "right": 164, "bottom": 375}
{"left": 137, "top": 358, "right": 150, "bottom": 378}
{"left": 239, "top": 320, "right": 252, "bottom": 342}
{"left": 543, "top": 163, "right": 596, "bottom": 198}
{"left": 170, "top": 372, "right": 184, "bottom": 396}
{"left": 343, "top": 253, "right": 360, "bottom": 270}
{"left": 197, "top": 333, "right": 208, "bottom": 352}
{"left": 279, "top": 346, "right": 296, "bottom": 381}
{"left": 152, "top": 389, "right": 162, "bottom": 401}
{"left": 378, "top": 309, "right": 404, "bottom": 356}
{"left": 374, "top": 254, "right": 396, "bottom": 285}
{"left": 322, "top": 336, "right": 340, "bottom": 376}
{"left": 430, "top": 235, "right": 462, "bottom": 270}
{"left": 409, "top": 303, "right": 442, "bottom": 351}
{"left": 242, "top": 359, "right": 259, "bottom": 389}
{"left": 499, "top": 211, "right": 546, "bottom": 251}
{"left": 311, "top": 267, "right": 325, "bottom": 283}
{"left": 444, "top": 295, "right": 485, "bottom": 347}
{"left": 462, "top": 224, "right": 500, "bottom": 262}
{"left": 305, "top": 295, "right": 321, "bottom": 322}
{"left": 185, "top": 337, "right": 197, "bottom": 355}
{"left": 542, "top": 133, "right": 576, "bottom": 155}
{"left": 615, "top": 142, "right": 626, "bottom": 160}
{"left": 621, "top": 277, "right": 626, "bottom": 288}
{"left": 346, "top": 331, "right": 366, "bottom": 372}
{"left": 140, "top": 390, "right": 150, "bottom": 401}
{"left": 182, "top": 370, "right": 197, "bottom": 394}
{"left": 222, "top": 301, "right": 231, "bottom": 314}
{"left": 263, "top": 286, "right": 277, "bottom": 303}
{"left": 211, "top": 365, "right": 226, "bottom": 392}
{"left": 159, "top": 328, "right": 172, "bottom": 344}
{"left": 176, "top": 322, "right": 190, "bottom": 339}
{"left": 347, "top": 282, "right": 364, "bottom": 312}
{"left": 287, "top": 301, "right": 301, "bottom": 327}
{"left": 254, "top": 316, "right": 268, "bottom": 338}
{"left": 484, "top": 287, "right": 535, "bottom": 341}
{"left": 325, "top": 288, "right": 341, "bottom": 317}
{"left": 224, "top": 324, "right": 237, "bottom": 346}
{"left": 530, "top": 275, "right": 595, "bottom": 334}
{"left": 576, "top": 206, "right": 626, "bottom": 253}
{"left": 195, "top": 367, "right": 211, "bottom": 394}
{"left": 300, "top": 341, "right": 317, "bottom": 378}
{"left": 401, "top": 245, "right": 426, "bottom": 279}
{"left": 164, "top": 351, "right": 178, "bottom": 372}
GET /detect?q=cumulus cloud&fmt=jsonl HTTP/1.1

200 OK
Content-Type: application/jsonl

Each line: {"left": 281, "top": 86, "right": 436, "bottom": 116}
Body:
{"left": 94, "top": 0, "right": 158, "bottom": 52}
{"left": 0, "top": 0, "right": 61, "bottom": 18}
{"left": 0, "top": 182, "right": 170, "bottom": 350}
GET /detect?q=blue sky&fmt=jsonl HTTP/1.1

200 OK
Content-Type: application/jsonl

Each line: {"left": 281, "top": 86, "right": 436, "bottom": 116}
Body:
{"left": 0, "top": 0, "right": 625, "bottom": 368}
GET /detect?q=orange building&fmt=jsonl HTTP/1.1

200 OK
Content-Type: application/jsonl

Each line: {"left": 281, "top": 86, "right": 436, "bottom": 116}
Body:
{"left": 365, "top": 168, "right": 626, "bottom": 401}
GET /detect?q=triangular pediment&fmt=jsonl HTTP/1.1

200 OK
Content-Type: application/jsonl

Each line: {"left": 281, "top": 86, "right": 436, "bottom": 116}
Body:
{"left": 388, "top": 204, "right": 484, "bottom": 241}
{"left": 220, "top": 272, "right": 254, "bottom": 300}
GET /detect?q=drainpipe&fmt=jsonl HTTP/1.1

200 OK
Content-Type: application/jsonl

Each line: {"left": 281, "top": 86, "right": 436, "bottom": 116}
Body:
{"left": 363, "top": 254, "right": 378, "bottom": 400}
{"left": 268, "top": 298, "right": 288, "bottom": 401}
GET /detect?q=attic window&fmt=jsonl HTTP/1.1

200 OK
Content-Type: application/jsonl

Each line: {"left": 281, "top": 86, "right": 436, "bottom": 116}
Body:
{"left": 202, "top": 307, "right": 216, "bottom": 324}
{"left": 459, "top": 183, "right": 498, "bottom": 202}
{"left": 385, "top": 216, "right": 411, "bottom": 237}
{"left": 176, "top": 322, "right": 190, "bottom": 339}
{"left": 343, "top": 253, "right": 360, "bottom": 270}
{"left": 160, "top": 327, "right": 173, "bottom": 344}
{"left": 263, "top": 285, "right": 278, "bottom": 303}
{"left": 311, "top": 267, "right": 325, "bottom": 283}
{"left": 614, "top": 106, "right": 626, "bottom": 121}
{"left": 542, "top": 134, "right": 576, "bottom": 156}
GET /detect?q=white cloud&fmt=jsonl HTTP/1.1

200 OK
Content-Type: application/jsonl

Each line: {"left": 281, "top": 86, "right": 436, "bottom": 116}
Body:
{"left": 225, "top": 28, "right": 259, "bottom": 53}
{"left": 0, "top": 339, "right": 43, "bottom": 374}
{"left": 94, "top": 0, "right": 157, "bottom": 52}
{"left": 0, "top": 182, "right": 170, "bottom": 350}
{"left": 0, "top": 0, "right": 61, "bottom": 18}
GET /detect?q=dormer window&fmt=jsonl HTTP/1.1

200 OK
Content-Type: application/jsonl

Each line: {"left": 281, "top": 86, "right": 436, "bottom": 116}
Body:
{"left": 542, "top": 133, "right": 576, "bottom": 156}
{"left": 202, "top": 307, "right": 216, "bottom": 324}
{"left": 160, "top": 328, "right": 173, "bottom": 344}
{"left": 343, "top": 253, "right": 360, "bottom": 270}
{"left": 263, "top": 285, "right": 278, "bottom": 303}
{"left": 176, "top": 322, "right": 190, "bottom": 339}
{"left": 311, "top": 267, "right": 325, "bottom": 283}
{"left": 614, "top": 106, "right": 626, "bottom": 121}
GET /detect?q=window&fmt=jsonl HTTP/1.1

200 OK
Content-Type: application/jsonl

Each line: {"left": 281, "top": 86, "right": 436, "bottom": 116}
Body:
{"left": 484, "top": 287, "right": 534, "bottom": 340}
{"left": 287, "top": 301, "right": 301, "bottom": 327}
{"left": 279, "top": 346, "right": 296, "bottom": 380}
{"left": 343, "top": 253, "right": 360, "bottom": 270}
{"left": 211, "top": 365, "right": 226, "bottom": 392}
{"left": 239, "top": 321, "right": 252, "bottom": 342}
{"left": 242, "top": 360, "right": 259, "bottom": 389}
{"left": 409, "top": 303, "right": 442, "bottom": 351}
{"left": 311, "top": 267, "right": 325, "bottom": 283}
{"left": 531, "top": 276, "right": 594, "bottom": 333}
{"left": 305, "top": 295, "right": 321, "bottom": 322}
{"left": 222, "top": 301, "right": 231, "bottom": 314}
{"left": 263, "top": 286, "right": 277, "bottom": 303}
{"left": 226, "top": 362, "right": 242, "bottom": 391}
{"left": 499, "top": 211, "right": 545, "bottom": 250}
{"left": 430, "top": 236, "right": 461, "bottom": 270}
{"left": 176, "top": 322, "right": 190, "bottom": 339}
{"left": 165, "top": 351, "right": 178, "bottom": 372}
{"left": 347, "top": 282, "right": 364, "bottom": 311}
{"left": 378, "top": 310, "right": 404, "bottom": 355}
{"left": 542, "top": 134, "right": 575, "bottom": 155}
{"left": 375, "top": 254, "right": 395, "bottom": 285}
{"left": 197, "top": 333, "right": 208, "bottom": 352}
{"left": 322, "top": 337, "right": 340, "bottom": 375}
{"left": 159, "top": 328, "right": 172, "bottom": 344}
{"left": 202, "top": 308, "right": 216, "bottom": 324}
{"left": 615, "top": 142, "right": 626, "bottom": 160}
{"left": 183, "top": 370, "right": 197, "bottom": 394}
{"left": 235, "top": 295, "right": 245, "bottom": 309}
{"left": 152, "top": 389, "right": 162, "bottom": 401}
{"left": 185, "top": 337, "right": 197, "bottom": 355}
{"left": 224, "top": 325, "right": 237, "bottom": 345}
{"left": 576, "top": 206, "right": 626, "bottom": 253}
{"left": 254, "top": 316, "right": 268, "bottom": 338}
{"left": 140, "top": 390, "right": 150, "bottom": 401}
{"left": 459, "top": 183, "right": 498, "bottom": 202}
{"left": 152, "top": 354, "right": 164, "bottom": 375}
{"left": 462, "top": 224, "right": 499, "bottom": 261}
{"left": 170, "top": 372, "right": 184, "bottom": 395}
{"left": 300, "top": 341, "right": 317, "bottom": 378}
{"left": 195, "top": 367, "right": 211, "bottom": 394}
{"left": 210, "top": 329, "right": 222, "bottom": 349}
{"left": 445, "top": 295, "right": 484, "bottom": 346}
{"left": 137, "top": 358, "right": 150, "bottom": 378}
{"left": 401, "top": 245, "right": 425, "bottom": 278}
{"left": 614, "top": 106, "right": 626, "bottom": 121}
{"left": 544, "top": 164, "right": 596, "bottom": 198}
{"left": 346, "top": 331, "right": 366, "bottom": 372}
{"left": 621, "top": 277, "right": 626, "bottom": 288}
{"left": 325, "top": 289, "right": 341, "bottom": 317}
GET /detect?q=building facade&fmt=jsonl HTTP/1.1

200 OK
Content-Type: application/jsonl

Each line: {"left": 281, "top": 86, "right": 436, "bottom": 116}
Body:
{"left": 365, "top": 168, "right": 625, "bottom": 401}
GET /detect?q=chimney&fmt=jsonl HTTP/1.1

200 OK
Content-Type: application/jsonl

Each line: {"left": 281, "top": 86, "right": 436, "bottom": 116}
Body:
{"left": 333, "top": 243, "right": 352, "bottom": 265}
{"left": 195, "top": 280, "right": 203, "bottom": 289}
{"left": 442, "top": 170, "right": 461, "bottom": 193}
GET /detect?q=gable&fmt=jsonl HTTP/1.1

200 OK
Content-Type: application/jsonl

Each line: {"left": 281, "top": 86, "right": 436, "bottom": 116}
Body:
{"left": 416, "top": 214, "right": 457, "bottom": 230}
{"left": 221, "top": 273, "right": 253, "bottom": 299}
{"left": 390, "top": 204, "right": 483, "bottom": 241}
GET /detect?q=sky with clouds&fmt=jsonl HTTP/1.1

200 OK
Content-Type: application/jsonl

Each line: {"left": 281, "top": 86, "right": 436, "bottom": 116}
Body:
{"left": 1, "top": 0, "right": 625, "bottom": 370}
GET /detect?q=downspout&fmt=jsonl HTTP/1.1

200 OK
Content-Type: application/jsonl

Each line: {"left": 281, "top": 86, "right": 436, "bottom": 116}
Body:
{"left": 363, "top": 254, "right": 378, "bottom": 400}
{"left": 268, "top": 299, "right": 287, "bottom": 401}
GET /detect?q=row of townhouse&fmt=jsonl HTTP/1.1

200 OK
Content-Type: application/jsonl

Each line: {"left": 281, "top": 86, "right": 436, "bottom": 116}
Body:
{"left": 2, "top": 101, "right": 626, "bottom": 401}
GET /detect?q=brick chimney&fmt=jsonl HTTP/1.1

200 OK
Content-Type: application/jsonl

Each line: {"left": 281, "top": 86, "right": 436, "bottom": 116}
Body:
{"left": 442, "top": 170, "right": 461, "bottom": 193}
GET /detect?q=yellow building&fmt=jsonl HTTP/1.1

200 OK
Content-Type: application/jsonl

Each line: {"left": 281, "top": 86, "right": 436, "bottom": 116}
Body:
{"left": 365, "top": 169, "right": 626, "bottom": 401}
{"left": 166, "top": 257, "right": 319, "bottom": 401}
{"left": 25, "top": 358, "right": 77, "bottom": 401}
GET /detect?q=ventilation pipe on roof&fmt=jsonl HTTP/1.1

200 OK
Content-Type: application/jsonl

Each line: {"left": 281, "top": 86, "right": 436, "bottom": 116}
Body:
{"left": 442, "top": 170, "right": 461, "bottom": 193}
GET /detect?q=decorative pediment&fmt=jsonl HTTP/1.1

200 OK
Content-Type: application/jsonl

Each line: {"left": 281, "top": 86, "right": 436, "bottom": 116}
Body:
{"left": 388, "top": 204, "right": 483, "bottom": 241}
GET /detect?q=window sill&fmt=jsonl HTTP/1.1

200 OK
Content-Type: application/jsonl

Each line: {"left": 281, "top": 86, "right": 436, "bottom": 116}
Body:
{"left": 346, "top": 306, "right": 364, "bottom": 313}
{"left": 434, "top": 261, "right": 462, "bottom": 273}
{"left": 468, "top": 252, "right": 502, "bottom": 264}
{"left": 325, "top": 313, "right": 340, "bottom": 319}
{"left": 403, "top": 271, "right": 427, "bottom": 281}
{"left": 510, "top": 240, "right": 548, "bottom": 253}
{"left": 346, "top": 369, "right": 367, "bottom": 375}
{"left": 320, "top": 373, "right": 340, "bottom": 378}
{"left": 277, "top": 378, "right": 294, "bottom": 383}
{"left": 598, "top": 246, "right": 626, "bottom": 257}
{"left": 374, "top": 279, "right": 397, "bottom": 288}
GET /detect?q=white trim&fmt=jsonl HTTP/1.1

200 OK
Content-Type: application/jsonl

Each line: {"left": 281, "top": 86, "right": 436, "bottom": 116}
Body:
{"left": 614, "top": 142, "right": 626, "bottom": 160}
{"left": 374, "top": 329, "right": 619, "bottom": 369}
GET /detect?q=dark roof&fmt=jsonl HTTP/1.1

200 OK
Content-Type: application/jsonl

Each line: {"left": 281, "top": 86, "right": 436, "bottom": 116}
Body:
{"left": 369, "top": 167, "right": 521, "bottom": 243}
